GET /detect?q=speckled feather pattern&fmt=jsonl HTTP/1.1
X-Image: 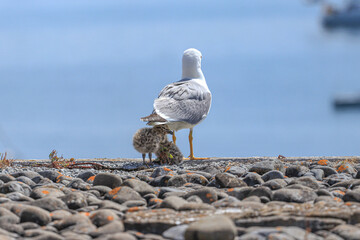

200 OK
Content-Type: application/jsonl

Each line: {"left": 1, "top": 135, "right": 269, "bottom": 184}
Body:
{"left": 132, "top": 126, "right": 169, "bottom": 155}
{"left": 156, "top": 140, "right": 183, "bottom": 165}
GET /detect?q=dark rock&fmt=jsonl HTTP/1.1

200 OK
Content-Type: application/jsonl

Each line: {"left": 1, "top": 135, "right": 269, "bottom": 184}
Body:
{"left": 90, "top": 220, "right": 125, "bottom": 238}
{"left": 150, "top": 175, "right": 172, "bottom": 187}
{"left": 122, "top": 179, "right": 156, "bottom": 196}
{"left": 37, "top": 170, "right": 62, "bottom": 182}
{"left": 89, "top": 209, "right": 120, "bottom": 227}
{"left": 49, "top": 210, "right": 72, "bottom": 221}
{"left": 273, "top": 188, "right": 317, "bottom": 203}
{"left": 316, "top": 189, "right": 333, "bottom": 197}
{"left": 248, "top": 187, "right": 273, "bottom": 200}
{"left": 259, "top": 196, "right": 270, "bottom": 203}
{"left": 60, "top": 192, "right": 88, "bottom": 209}
{"left": 248, "top": 160, "right": 284, "bottom": 175}
{"left": 325, "top": 173, "right": 353, "bottom": 186}
{"left": 184, "top": 188, "right": 218, "bottom": 204}
{"left": 151, "top": 167, "right": 174, "bottom": 178}
{"left": 227, "top": 187, "right": 253, "bottom": 200}
{"left": 16, "top": 176, "right": 36, "bottom": 187}
{"left": 285, "top": 165, "right": 305, "bottom": 177}
{"left": 167, "top": 175, "right": 187, "bottom": 187}
{"left": 19, "top": 222, "right": 40, "bottom": 230}
{"left": 35, "top": 177, "right": 53, "bottom": 186}
{"left": 67, "top": 178, "right": 91, "bottom": 191}
{"left": 313, "top": 166, "right": 338, "bottom": 177}
{"left": 331, "top": 224, "right": 360, "bottom": 240}
{"left": 350, "top": 210, "right": 360, "bottom": 224}
{"left": 53, "top": 213, "right": 92, "bottom": 231}
{"left": 105, "top": 186, "right": 145, "bottom": 204}
{"left": 0, "top": 181, "right": 31, "bottom": 196}
{"left": 0, "top": 208, "right": 19, "bottom": 223}
{"left": 183, "top": 174, "right": 209, "bottom": 186}
{"left": 200, "top": 165, "right": 222, "bottom": 176}
{"left": 77, "top": 205, "right": 98, "bottom": 212}
{"left": 160, "top": 196, "right": 187, "bottom": 210}
{"left": 262, "top": 179, "right": 287, "bottom": 190}
{"left": 261, "top": 170, "right": 284, "bottom": 182}
{"left": 90, "top": 186, "right": 112, "bottom": 196}
{"left": 332, "top": 180, "right": 354, "bottom": 189}
{"left": 185, "top": 215, "right": 236, "bottom": 240}
{"left": 6, "top": 192, "right": 33, "bottom": 201}
{"left": 226, "top": 166, "right": 247, "bottom": 177}
{"left": 30, "top": 187, "right": 65, "bottom": 199}
{"left": 242, "top": 173, "right": 264, "bottom": 186}
{"left": 76, "top": 171, "right": 95, "bottom": 181}
{"left": 137, "top": 174, "right": 152, "bottom": 183}
{"left": 215, "top": 173, "right": 246, "bottom": 188}
{"left": 0, "top": 174, "right": 15, "bottom": 183}
{"left": 158, "top": 187, "right": 186, "bottom": 199}
{"left": 343, "top": 190, "right": 360, "bottom": 202}
{"left": 20, "top": 206, "right": 51, "bottom": 226}
{"left": 288, "top": 177, "right": 320, "bottom": 190}
{"left": 64, "top": 221, "right": 97, "bottom": 235}
{"left": 1, "top": 202, "right": 28, "bottom": 217}
{"left": 0, "top": 223, "right": 23, "bottom": 235}
{"left": 308, "top": 169, "right": 325, "bottom": 181}
{"left": 93, "top": 173, "right": 123, "bottom": 189}
{"left": 30, "top": 197, "right": 68, "bottom": 211}
{"left": 11, "top": 171, "right": 41, "bottom": 179}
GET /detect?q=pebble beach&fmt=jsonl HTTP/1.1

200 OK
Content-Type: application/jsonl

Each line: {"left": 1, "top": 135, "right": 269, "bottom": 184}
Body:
{"left": 0, "top": 156, "right": 360, "bottom": 240}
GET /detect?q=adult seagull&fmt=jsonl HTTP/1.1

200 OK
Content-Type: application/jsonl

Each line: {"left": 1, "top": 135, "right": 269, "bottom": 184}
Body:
{"left": 141, "top": 48, "right": 211, "bottom": 160}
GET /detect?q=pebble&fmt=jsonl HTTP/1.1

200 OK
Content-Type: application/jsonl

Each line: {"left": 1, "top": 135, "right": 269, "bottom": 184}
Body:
{"left": 20, "top": 206, "right": 51, "bottom": 226}
{"left": 93, "top": 173, "right": 123, "bottom": 189}
{"left": 184, "top": 215, "right": 236, "bottom": 240}
{"left": 0, "top": 158, "right": 358, "bottom": 239}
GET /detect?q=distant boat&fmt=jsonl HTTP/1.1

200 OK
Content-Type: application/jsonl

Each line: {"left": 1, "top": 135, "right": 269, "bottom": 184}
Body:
{"left": 322, "top": 0, "right": 360, "bottom": 28}
{"left": 334, "top": 93, "right": 360, "bottom": 108}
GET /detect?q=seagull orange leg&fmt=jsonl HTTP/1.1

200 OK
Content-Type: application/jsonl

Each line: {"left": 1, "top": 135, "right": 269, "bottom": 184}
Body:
{"left": 172, "top": 132, "right": 177, "bottom": 145}
{"left": 187, "top": 128, "right": 209, "bottom": 160}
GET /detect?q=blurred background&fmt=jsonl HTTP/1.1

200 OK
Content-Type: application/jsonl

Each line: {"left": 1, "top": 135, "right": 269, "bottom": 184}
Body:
{"left": 0, "top": 0, "right": 360, "bottom": 159}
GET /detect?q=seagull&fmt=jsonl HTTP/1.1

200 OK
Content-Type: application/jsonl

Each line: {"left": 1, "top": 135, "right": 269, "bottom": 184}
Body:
{"left": 141, "top": 48, "right": 211, "bottom": 160}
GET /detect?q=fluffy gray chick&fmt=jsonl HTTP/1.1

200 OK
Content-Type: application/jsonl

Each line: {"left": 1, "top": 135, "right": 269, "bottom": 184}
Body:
{"left": 133, "top": 125, "right": 172, "bottom": 165}
{"left": 156, "top": 140, "right": 183, "bottom": 165}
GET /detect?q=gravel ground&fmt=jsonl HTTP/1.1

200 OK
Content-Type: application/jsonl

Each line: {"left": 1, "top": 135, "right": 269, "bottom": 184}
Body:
{"left": 0, "top": 156, "right": 359, "bottom": 240}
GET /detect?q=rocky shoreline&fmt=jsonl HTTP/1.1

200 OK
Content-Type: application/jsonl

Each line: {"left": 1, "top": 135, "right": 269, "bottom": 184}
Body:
{"left": 0, "top": 156, "right": 359, "bottom": 239}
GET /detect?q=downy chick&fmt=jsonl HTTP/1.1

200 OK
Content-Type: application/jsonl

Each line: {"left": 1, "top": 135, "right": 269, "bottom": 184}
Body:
{"left": 156, "top": 140, "right": 183, "bottom": 165}
{"left": 133, "top": 125, "right": 172, "bottom": 165}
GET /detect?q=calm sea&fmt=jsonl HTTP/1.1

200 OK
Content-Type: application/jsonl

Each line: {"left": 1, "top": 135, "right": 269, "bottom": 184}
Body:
{"left": 1, "top": 0, "right": 360, "bottom": 159}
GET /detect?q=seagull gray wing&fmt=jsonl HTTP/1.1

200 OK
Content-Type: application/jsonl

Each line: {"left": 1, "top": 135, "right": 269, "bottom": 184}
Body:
{"left": 154, "top": 80, "right": 211, "bottom": 125}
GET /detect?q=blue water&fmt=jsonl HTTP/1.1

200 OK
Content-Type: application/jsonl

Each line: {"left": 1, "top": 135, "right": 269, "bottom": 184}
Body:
{"left": 0, "top": 0, "right": 360, "bottom": 159}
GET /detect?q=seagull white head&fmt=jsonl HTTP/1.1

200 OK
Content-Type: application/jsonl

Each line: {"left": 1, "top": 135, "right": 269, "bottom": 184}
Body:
{"left": 182, "top": 48, "right": 204, "bottom": 80}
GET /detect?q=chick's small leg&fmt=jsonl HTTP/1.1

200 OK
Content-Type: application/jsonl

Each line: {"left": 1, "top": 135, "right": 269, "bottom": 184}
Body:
{"left": 142, "top": 153, "right": 146, "bottom": 165}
